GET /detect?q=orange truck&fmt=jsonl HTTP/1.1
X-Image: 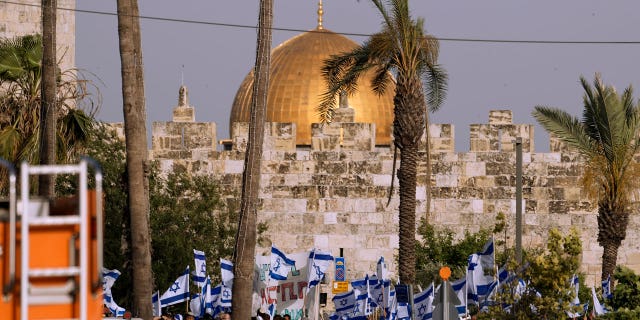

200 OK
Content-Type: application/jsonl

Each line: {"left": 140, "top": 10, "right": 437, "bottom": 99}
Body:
{"left": 0, "top": 158, "right": 104, "bottom": 319}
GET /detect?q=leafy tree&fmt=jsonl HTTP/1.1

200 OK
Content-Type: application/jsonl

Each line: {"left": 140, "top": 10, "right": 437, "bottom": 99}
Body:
{"left": 480, "top": 228, "right": 583, "bottom": 319}
{"left": 232, "top": 0, "right": 272, "bottom": 318}
{"left": 533, "top": 74, "right": 640, "bottom": 282}
{"left": 319, "top": 0, "right": 447, "bottom": 286}
{"left": 116, "top": 0, "right": 153, "bottom": 316}
{"left": 415, "top": 219, "right": 493, "bottom": 288}
{"left": 610, "top": 266, "right": 640, "bottom": 311}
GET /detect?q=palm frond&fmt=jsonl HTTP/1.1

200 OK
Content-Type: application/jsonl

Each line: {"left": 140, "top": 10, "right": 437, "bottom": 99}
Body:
{"left": 532, "top": 105, "right": 593, "bottom": 154}
{"left": 422, "top": 63, "right": 448, "bottom": 112}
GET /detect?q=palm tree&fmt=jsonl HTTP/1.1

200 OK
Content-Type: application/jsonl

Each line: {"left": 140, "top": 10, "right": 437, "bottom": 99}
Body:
{"left": 533, "top": 74, "right": 640, "bottom": 282}
{"left": 319, "top": 0, "right": 447, "bottom": 285}
{"left": 116, "top": 0, "right": 153, "bottom": 317}
{"left": 0, "top": 34, "right": 96, "bottom": 190}
{"left": 39, "top": 0, "right": 57, "bottom": 198}
{"left": 232, "top": 0, "right": 272, "bottom": 318}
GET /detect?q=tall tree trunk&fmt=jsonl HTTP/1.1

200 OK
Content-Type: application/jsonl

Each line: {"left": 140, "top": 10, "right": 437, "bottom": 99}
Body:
{"left": 393, "top": 75, "right": 426, "bottom": 286}
{"left": 39, "top": 0, "right": 56, "bottom": 198}
{"left": 232, "top": 0, "right": 272, "bottom": 317}
{"left": 116, "top": 1, "right": 153, "bottom": 318}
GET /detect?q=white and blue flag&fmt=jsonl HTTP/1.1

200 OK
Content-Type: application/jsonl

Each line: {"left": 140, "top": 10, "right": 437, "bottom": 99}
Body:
{"left": 221, "top": 258, "right": 234, "bottom": 287}
{"left": 201, "top": 276, "right": 214, "bottom": 315}
{"left": 333, "top": 290, "right": 356, "bottom": 317}
{"left": 468, "top": 238, "right": 495, "bottom": 301}
{"left": 452, "top": 277, "right": 468, "bottom": 317}
{"left": 413, "top": 285, "right": 434, "bottom": 320}
{"left": 193, "top": 249, "right": 207, "bottom": 288}
{"left": 592, "top": 287, "right": 607, "bottom": 315}
{"left": 270, "top": 245, "right": 296, "bottom": 281}
{"left": 307, "top": 248, "right": 333, "bottom": 291}
{"left": 377, "top": 256, "right": 389, "bottom": 282}
{"left": 161, "top": 266, "right": 190, "bottom": 307}
{"left": 353, "top": 289, "right": 370, "bottom": 319}
{"left": 152, "top": 291, "right": 162, "bottom": 316}
{"left": 602, "top": 274, "right": 612, "bottom": 300}
{"left": 570, "top": 274, "right": 580, "bottom": 306}
{"left": 190, "top": 293, "right": 203, "bottom": 318}
{"left": 105, "top": 294, "right": 125, "bottom": 317}
{"left": 102, "top": 268, "right": 125, "bottom": 317}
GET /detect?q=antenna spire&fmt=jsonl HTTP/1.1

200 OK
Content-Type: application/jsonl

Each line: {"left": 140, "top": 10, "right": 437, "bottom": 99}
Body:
{"left": 317, "top": 0, "right": 323, "bottom": 30}
{"left": 181, "top": 64, "right": 184, "bottom": 86}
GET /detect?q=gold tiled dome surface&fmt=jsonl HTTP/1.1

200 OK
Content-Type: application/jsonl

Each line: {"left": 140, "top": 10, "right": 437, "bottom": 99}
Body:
{"left": 230, "top": 28, "right": 395, "bottom": 146}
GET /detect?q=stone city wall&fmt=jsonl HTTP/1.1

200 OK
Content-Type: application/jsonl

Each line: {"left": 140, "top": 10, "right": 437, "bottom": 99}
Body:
{"left": 151, "top": 110, "right": 640, "bottom": 288}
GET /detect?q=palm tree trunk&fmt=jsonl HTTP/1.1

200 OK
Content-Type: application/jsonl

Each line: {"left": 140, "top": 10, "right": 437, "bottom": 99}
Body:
{"left": 116, "top": 0, "right": 153, "bottom": 318}
{"left": 598, "top": 206, "right": 630, "bottom": 282}
{"left": 394, "top": 74, "right": 426, "bottom": 286}
{"left": 39, "top": 0, "right": 56, "bottom": 198}
{"left": 232, "top": 0, "right": 272, "bottom": 317}
{"left": 397, "top": 142, "right": 418, "bottom": 285}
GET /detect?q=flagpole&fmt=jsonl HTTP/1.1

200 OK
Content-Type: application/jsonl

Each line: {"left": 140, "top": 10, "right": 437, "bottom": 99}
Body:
{"left": 313, "top": 282, "right": 320, "bottom": 320}
{"left": 465, "top": 270, "right": 468, "bottom": 317}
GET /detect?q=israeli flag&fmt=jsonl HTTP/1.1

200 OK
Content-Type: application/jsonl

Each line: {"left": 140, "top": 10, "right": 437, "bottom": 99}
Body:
{"left": 194, "top": 249, "right": 207, "bottom": 288}
{"left": 333, "top": 290, "right": 356, "bottom": 317}
{"left": 592, "top": 287, "right": 607, "bottom": 315}
{"left": 570, "top": 274, "right": 580, "bottom": 306}
{"left": 370, "top": 280, "right": 384, "bottom": 308}
{"left": 451, "top": 277, "right": 468, "bottom": 316}
{"left": 102, "top": 268, "right": 125, "bottom": 316}
{"left": 190, "top": 293, "right": 203, "bottom": 318}
{"left": 152, "top": 291, "right": 162, "bottom": 316}
{"left": 221, "top": 258, "right": 234, "bottom": 287}
{"left": 202, "top": 276, "right": 214, "bottom": 315}
{"left": 377, "top": 256, "right": 389, "bottom": 282}
{"left": 468, "top": 239, "right": 495, "bottom": 302}
{"left": 105, "top": 294, "right": 125, "bottom": 317}
{"left": 307, "top": 248, "right": 334, "bottom": 291}
{"left": 270, "top": 245, "right": 296, "bottom": 281}
{"left": 220, "top": 285, "right": 233, "bottom": 307}
{"left": 161, "top": 266, "right": 190, "bottom": 307}
{"left": 413, "top": 285, "right": 434, "bottom": 320}
{"left": 350, "top": 275, "right": 369, "bottom": 295}
{"left": 102, "top": 268, "right": 121, "bottom": 295}
{"left": 602, "top": 274, "right": 612, "bottom": 300}
{"left": 352, "top": 289, "right": 370, "bottom": 319}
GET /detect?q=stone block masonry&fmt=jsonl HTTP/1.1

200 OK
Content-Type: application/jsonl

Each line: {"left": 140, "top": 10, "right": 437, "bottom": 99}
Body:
{"left": 150, "top": 108, "right": 639, "bottom": 288}
{"left": 0, "top": 0, "right": 75, "bottom": 73}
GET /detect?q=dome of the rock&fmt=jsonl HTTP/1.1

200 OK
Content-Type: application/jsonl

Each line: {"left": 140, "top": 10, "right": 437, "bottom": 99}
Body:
{"left": 230, "top": 28, "right": 395, "bottom": 146}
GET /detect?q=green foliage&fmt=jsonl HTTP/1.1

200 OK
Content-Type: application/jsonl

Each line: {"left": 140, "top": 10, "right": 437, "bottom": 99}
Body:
{"left": 148, "top": 164, "right": 237, "bottom": 291}
{"left": 610, "top": 266, "right": 640, "bottom": 310}
{"left": 414, "top": 218, "right": 494, "bottom": 288}
{"left": 480, "top": 228, "right": 583, "bottom": 319}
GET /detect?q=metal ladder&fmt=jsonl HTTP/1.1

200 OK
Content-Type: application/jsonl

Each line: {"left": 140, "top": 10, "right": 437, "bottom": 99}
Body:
{"left": 18, "top": 158, "right": 103, "bottom": 320}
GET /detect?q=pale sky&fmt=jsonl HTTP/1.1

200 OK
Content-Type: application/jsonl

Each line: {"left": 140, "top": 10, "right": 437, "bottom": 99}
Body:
{"left": 76, "top": 0, "right": 640, "bottom": 152}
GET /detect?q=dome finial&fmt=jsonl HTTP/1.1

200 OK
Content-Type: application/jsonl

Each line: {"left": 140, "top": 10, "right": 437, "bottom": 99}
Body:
{"left": 317, "top": 0, "right": 323, "bottom": 30}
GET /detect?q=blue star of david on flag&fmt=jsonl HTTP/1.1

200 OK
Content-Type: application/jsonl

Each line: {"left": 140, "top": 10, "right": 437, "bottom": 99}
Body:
{"left": 270, "top": 245, "right": 296, "bottom": 281}
{"left": 160, "top": 266, "right": 190, "bottom": 307}
{"left": 306, "top": 249, "right": 333, "bottom": 292}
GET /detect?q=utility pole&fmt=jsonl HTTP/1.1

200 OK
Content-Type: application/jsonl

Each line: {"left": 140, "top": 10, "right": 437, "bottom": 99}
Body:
{"left": 515, "top": 137, "right": 523, "bottom": 264}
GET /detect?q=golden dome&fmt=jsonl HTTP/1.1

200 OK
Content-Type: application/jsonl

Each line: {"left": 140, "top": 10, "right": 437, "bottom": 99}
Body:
{"left": 230, "top": 28, "right": 395, "bottom": 146}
